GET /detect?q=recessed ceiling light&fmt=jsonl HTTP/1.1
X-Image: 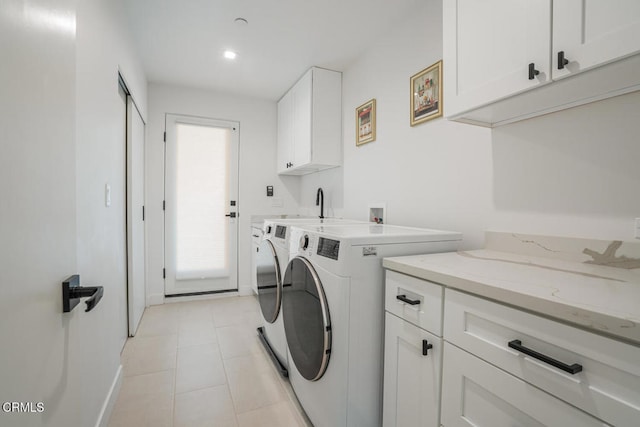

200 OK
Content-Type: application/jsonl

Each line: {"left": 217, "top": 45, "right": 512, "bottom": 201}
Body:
{"left": 234, "top": 17, "right": 248, "bottom": 26}
{"left": 224, "top": 50, "right": 237, "bottom": 60}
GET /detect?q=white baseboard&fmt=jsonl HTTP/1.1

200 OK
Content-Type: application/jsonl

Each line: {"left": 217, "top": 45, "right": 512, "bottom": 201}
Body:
{"left": 146, "top": 293, "right": 165, "bottom": 306}
{"left": 95, "top": 364, "right": 123, "bottom": 427}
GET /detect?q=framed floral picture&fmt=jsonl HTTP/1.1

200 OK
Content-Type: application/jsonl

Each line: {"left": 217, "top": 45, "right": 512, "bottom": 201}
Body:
{"left": 410, "top": 60, "right": 442, "bottom": 126}
{"left": 356, "top": 98, "right": 376, "bottom": 146}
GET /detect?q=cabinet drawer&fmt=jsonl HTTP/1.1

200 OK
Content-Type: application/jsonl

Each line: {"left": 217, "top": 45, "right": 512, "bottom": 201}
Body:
{"left": 441, "top": 343, "right": 609, "bottom": 427}
{"left": 444, "top": 289, "right": 640, "bottom": 427}
{"left": 383, "top": 312, "right": 441, "bottom": 427}
{"left": 385, "top": 271, "right": 443, "bottom": 336}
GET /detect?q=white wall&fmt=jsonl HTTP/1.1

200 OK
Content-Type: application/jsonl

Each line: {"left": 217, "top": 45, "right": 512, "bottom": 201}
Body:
{"left": 146, "top": 84, "right": 300, "bottom": 303}
{"left": 76, "top": 0, "right": 147, "bottom": 424}
{"left": 302, "top": 0, "right": 493, "bottom": 249}
{"left": 301, "top": 0, "right": 640, "bottom": 249}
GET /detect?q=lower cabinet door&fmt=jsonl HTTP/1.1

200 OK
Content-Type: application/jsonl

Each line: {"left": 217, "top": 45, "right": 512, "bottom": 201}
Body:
{"left": 441, "top": 343, "right": 610, "bottom": 427}
{"left": 383, "top": 312, "right": 441, "bottom": 427}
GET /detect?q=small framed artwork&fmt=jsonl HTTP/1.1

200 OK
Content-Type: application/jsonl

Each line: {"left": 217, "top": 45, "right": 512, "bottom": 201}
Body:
{"left": 356, "top": 98, "right": 376, "bottom": 146}
{"left": 410, "top": 60, "right": 443, "bottom": 126}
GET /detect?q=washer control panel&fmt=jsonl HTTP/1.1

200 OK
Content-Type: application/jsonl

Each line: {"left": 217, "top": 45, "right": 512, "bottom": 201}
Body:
{"left": 275, "top": 225, "right": 287, "bottom": 239}
{"left": 317, "top": 237, "right": 340, "bottom": 260}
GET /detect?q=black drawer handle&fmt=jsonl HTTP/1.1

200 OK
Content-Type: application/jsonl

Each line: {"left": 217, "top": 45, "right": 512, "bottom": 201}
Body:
{"left": 422, "top": 339, "right": 433, "bottom": 356}
{"left": 508, "top": 339, "right": 583, "bottom": 374}
{"left": 396, "top": 294, "right": 420, "bottom": 305}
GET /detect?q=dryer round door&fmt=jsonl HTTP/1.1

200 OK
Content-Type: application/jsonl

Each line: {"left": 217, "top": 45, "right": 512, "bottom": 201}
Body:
{"left": 257, "top": 239, "right": 282, "bottom": 323}
{"left": 282, "top": 256, "right": 331, "bottom": 381}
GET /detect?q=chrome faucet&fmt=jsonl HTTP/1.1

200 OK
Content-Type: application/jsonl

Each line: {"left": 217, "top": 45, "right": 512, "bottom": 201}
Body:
{"left": 316, "top": 188, "right": 324, "bottom": 219}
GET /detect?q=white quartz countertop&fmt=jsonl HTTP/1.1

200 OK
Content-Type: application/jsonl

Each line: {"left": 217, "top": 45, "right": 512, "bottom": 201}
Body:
{"left": 383, "top": 249, "right": 640, "bottom": 346}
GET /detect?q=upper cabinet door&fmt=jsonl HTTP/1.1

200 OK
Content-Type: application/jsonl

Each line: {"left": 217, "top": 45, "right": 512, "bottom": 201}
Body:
{"left": 276, "top": 91, "right": 293, "bottom": 174}
{"left": 443, "top": 0, "right": 552, "bottom": 115}
{"left": 292, "top": 70, "right": 312, "bottom": 169}
{"left": 553, "top": 0, "right": 640, "bottom": 79}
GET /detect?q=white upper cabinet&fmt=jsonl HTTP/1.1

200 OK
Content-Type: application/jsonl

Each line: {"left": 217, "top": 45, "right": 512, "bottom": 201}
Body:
{"left": 553, "top": 0, "right": 640, "bottom": 79}
{"left": 277, "top": 67, "right": 342, "bottom": 175}
{"left": 444, "top": 0, "right": 640, "bottom": 127}
{"left": 443, "top": 0, "right": 552, "bottom": 115}
{"left": 277, "top": 89, "right": 293, "bottom": 174}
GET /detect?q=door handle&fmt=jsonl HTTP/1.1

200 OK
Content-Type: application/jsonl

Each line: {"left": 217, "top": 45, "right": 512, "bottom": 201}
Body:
{"left": 62, "top": 275, "right": 104, "bottom": 313}
{"left": 557, "top": 51, "right": 570, "bottom": 70}
{"left": 422, "top": 340, "right": 433, "bottom": 356}
{"left": 225, "top": 212, "right": 237, "bottom": 218}
{"left": 528, "top": 63, "right": 540, "bottom": 80}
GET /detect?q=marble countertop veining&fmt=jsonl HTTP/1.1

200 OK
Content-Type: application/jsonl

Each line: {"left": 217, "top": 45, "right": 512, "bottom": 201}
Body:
{"left": 383, "top": 248, "right": 640, "bottom": 346}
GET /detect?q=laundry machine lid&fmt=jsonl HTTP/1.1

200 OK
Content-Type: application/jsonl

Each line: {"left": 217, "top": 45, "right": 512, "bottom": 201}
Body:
{"left": 282, "top": 257, "right": 331, "bottom": 381}
{"left": 257, "top": 239, "right": 282, "bottom": 323}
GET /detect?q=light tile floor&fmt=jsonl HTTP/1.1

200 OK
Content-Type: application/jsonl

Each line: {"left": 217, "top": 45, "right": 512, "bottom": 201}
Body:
{"left": 108, "top": 296, "right": 312, "bottom": 427}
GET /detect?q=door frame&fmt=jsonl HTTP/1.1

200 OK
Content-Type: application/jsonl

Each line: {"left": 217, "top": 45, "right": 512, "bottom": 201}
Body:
{"left": 163, "top": 113, "right": 240, "bottom": 297}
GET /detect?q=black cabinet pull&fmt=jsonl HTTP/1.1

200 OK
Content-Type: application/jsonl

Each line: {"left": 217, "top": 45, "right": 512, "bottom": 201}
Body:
{"left": 422, "top": 339, "right": 433, "bottom": 356}
{"left": 528, "top": 63, "right": 540, "bottom": 80}
{"left": 557, "top": 51, "right": 570, "bottom": 69}
{"left": 396, "top": 294, "right": 420, "bottom": 305}
{"left": 508, "top": 339, "right": 583, "bottom": 374}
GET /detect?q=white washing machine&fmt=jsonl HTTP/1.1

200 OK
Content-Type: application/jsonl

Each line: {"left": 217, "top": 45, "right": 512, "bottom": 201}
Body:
{"left": 282, "top": 223, "right": 462, "bottom": 427}
{"left": 256, "top": 218, "right": 364, "bottom": 376}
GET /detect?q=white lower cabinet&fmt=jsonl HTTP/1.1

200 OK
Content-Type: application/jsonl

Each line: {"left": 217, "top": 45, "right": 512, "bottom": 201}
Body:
{"left": 384, "top": 270, "right": 640, "bottom": 427}
{"left": 441, "top": 342, "right": 609, "bottom": 427}
{"left": 383, "top": 312, "right": 441, "bottom": 427}
{"left": 444, "top": 289, "right": 640, "bottom": 427}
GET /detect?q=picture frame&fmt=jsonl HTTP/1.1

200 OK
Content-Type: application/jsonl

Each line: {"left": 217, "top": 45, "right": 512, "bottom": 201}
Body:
{"left": 356, "top": 98, "right": 376, "bottom": 146}
{"left": 410, "top": 60, "right": 443, "bottom": 126}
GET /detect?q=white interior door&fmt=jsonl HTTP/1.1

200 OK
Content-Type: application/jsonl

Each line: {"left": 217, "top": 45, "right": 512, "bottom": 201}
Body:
{"left": 127, "top": 96, "right": 146, "bottom": 334}
{"left": 164, "top": 114, "right": 239, "bottom": 295}
{"left": 0, "top": 0, "right": 80, "bottom": 423}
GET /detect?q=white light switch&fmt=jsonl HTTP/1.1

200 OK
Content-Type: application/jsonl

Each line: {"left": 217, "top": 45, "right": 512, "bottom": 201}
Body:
{"left": 105, "top": 184, "right": 111, "bottom": 207}
{"left": 272, "top": 198, "right": 283, "bottom": 207}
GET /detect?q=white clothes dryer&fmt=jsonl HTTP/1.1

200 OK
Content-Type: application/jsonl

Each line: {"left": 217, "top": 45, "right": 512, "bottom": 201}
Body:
{"left": 256, "top": 218, "right": 364, "bottom": 376}
{"left": 282, "top": 224, "right": 462, "bottom": 427}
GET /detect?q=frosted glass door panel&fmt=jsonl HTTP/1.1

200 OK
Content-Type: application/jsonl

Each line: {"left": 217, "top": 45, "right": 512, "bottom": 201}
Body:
{"left": 165, "top": 115, "right": 239, "bottom": 295}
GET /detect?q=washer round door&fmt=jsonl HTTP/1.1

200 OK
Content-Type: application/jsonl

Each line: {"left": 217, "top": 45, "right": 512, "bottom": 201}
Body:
{"left": 282, "top": 256, "right": 331, "bottom": 381}
{"left": 256, "top": 239, "right": 282, "bottom": 323}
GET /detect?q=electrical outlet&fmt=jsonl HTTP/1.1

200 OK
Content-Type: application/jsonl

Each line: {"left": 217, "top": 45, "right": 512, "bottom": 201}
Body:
{"left": 635, "top": 218, "right": 640, "bottom": 239}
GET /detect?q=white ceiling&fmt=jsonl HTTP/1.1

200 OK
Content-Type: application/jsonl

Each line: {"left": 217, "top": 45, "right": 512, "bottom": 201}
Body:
{"left": 123, "top": 0, "right": 421, "bottom": 101}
